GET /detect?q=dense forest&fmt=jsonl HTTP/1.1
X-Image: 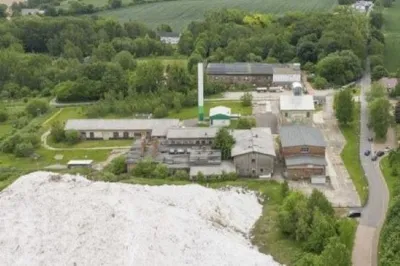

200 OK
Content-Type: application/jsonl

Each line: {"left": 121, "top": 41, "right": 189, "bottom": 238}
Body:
{"left": 0, "top": 8, "right": 380, "bottom": 107}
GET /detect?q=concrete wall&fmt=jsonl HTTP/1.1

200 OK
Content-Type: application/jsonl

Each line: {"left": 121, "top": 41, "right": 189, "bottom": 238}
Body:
{"left": 80, "top": 130, "right": 150, "bottom": 140}
{"left": 281, "top": 145, "right": 325, "bottom": 157}
{"left": 233, "top": 152, "right": 275, "bottom": 177}
{"left": 207, "top": 74, "right": 272, "bottom": 86}
{"left": 210, "top": 119, "right": 230, "bottom": 127}
{"left": 273, "top": 74, "right": 301, "bottom": 83}
{"left": 168, "top": 137, "right": 214, "bottom": 146}
{"left": 286, "top": 165, "right": 325, "bottom": 180}
{"left": 280, "top": 110, "right": 313, "bottom": 124}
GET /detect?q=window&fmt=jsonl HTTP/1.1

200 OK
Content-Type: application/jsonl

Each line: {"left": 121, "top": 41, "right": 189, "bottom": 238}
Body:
{"left": 113, "top": 132, "right": 119, "bottom": 138}
{"left": 201, "top": 140, "right": 205, "bottom": 145}
{"left": 171, "top": 140, "right": 175, "bottom": 144}
{"left": 89, "top": 132, "right": 94, "bottom": 139}
{"left": 251, "top": 159, "right": 256, "bottom": 163}
{"left": 300, "top": 146, "right": 309, "bottom": 153}
{"left": 260, "top": 168, "right": 264, "bottom": 172}
{"left": 307, "top": 112, "right": 310, "bottom": 118}
{"left": 285, "top": 112, "right": 288, "bottom": 117}
{"left": 80, "top": 132, "right": 86, "bottom": 138}
{"left": 196, "top": 140, "right": 200, "bottom": 145}
{"left": 123, "top": 132, "right": 129, "bottom": 139}
{"left": 252, "top": 169, "right": 256, "bottom": 175}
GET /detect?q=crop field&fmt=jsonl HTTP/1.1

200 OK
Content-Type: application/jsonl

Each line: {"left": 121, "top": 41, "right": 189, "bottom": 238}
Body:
{"left": 97, "top": 0, "right": 337, "bottom": 31}
{"left": 383, "top": 2, "right": 400, "bottom": 72}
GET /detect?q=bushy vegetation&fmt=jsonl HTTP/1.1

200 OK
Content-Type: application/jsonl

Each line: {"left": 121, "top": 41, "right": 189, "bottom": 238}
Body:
{"left": 278, "top": 188, "right": 356, "bottom": 266}
{"left": 367, "top": 82, "right": 392, "bottom": 140}
{"left": 380, "top": 149, "right": 400, "bottom": 265}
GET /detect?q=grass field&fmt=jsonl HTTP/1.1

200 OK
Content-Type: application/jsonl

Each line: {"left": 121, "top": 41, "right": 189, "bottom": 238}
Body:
{"left": 340, "top": 104, "right": 368, "bottom": 205}
{"left": 97, "top": 0, "right": 337, "bottom": 31}
{"left": 167, "top": 100, "right": 252, "bottom": 120}
{"left": 383, "top": 3, "right": 400, "bottom": 72}
{"left": 137, "top": 56, "right": 187, "bottom": 67}
{"left": 47, "top": 138, "right": 133, "bottom": 148}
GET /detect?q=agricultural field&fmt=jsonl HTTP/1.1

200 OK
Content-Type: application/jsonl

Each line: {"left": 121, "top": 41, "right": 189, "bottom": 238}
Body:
{"left": 97, "top": 0, "right": 338, "bottom": 31}
{"left": 383, "top": 2, "right": 400, "bottom": 72}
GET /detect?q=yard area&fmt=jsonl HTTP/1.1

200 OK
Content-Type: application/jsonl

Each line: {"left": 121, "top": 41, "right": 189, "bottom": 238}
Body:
{"left": 97, "top": 0, "right": 337, "bottom": 31}
{"left": 168, "top": 101, "right": 251, "bottom": 120}
{"left": 383, "top": 2, "right": 400, "bottom": 72}
{"left": 340, "top": 105, "right": 368, "bottom": 205}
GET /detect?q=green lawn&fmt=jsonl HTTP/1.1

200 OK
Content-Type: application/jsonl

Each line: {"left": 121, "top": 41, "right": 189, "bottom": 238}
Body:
{"left": 46, "top": 107, "right": 87, "bottom": 126}
{"left": 0, "top": 123, "right": 13, "bottom": 138}
{"left": 380, "top": 157, "right": 397, "bottom": 199}
{"left": 168, "top": 101, "right": 251, "bottom": 120}
{"left": 137, "top": 56, "right": 188, "bottom": 68}
{"left": 383, "top": 2, "right": 400, "bottom": 72}
{"left": 340, "top": 104, "right": 368, "bottom": 205}
{"left": 97, "top": 0, "right": 337, "bottom": 31}
{"left": 60, "top": 0, "right": 131, "bottom": 8}
{"left": 47, "top": 138, "right": 133, "bottom": 148}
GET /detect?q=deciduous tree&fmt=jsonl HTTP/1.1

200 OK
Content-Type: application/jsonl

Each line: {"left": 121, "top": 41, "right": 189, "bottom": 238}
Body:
{"left": 213, "top": 128, "right": 235, "bottom": 159}
{"left": 335, "top": 89, "right": 354, "bottom": 125}
{"left": 369, "top": 97, "right": 391, "bottom": 139}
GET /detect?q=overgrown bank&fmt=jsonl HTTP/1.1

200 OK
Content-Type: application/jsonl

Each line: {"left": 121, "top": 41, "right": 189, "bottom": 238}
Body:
{"left": 340, "top": 104, "right": 368, "bottom": 205}
{"left": 379, "top": 150, "right": 400, "bottom": 265}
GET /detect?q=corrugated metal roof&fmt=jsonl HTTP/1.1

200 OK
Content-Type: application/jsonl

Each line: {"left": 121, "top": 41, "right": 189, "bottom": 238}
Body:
{"left": 285, "top": 156, "right": 326, "bottom": 166}
{"left": 231, "top": 128, "right": 276, "bottom": 157}
{"left": 189, "top": 161, "right": 236, "bottom": 176}
{"left": 209, "top": 106, "right": 231, "bottom": 117}
{"left": 206, "top": 63, "right": 300, "bottom": 76}
{"left": 280, "top": 125, "right": 325, "bottom": 147}
{"left": 167, "top": 127, "right": 218, "bottom": 139}
{"left": 64, "top": 119, "right": 180, "bottom": 137}
{"left": 280, "top": 95, "right": 315, "bottom": 111}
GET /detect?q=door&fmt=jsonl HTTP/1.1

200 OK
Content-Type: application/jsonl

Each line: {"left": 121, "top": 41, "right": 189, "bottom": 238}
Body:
{"left": 89, "top": 132, "right": 94, "bottom": 139}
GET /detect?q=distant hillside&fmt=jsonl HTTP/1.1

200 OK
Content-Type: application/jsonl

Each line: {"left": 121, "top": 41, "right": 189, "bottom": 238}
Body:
{"left": 96, "top": 0, "right": 337, "bottom": 32}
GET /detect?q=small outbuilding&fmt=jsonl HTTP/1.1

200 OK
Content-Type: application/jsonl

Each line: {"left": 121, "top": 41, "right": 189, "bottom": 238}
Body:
{"left": 67, "top": 160, "right": 93, "bottom": 169}
{"left": 209, "top": 106, "right": 231, "bottom": 127}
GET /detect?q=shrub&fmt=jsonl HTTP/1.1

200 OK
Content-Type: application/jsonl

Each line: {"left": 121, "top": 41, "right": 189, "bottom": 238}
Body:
{"left": 65, "top": 130, "right": 81, "bottom": 145}
{"left": 50, "top": 121, "right": 66, "bottom": 143}
{"left": 25, "top": 99, "right": 49, "bottom": 117}
{"left": 240, "top": 92, "right": 253, "bottom": 107}
{"left": 0, "top": 110, "right": 8, "bottom": 122}
{"left": 153, "top": 104, "right": 168, "bottom": 118}
{"left": 174, "top": 170, "right": 189, "bottom": 180}
{"left": 105, "top": 156, "right": 127, "bottom": 175}
{"left": 14, "top": 142, "right": 34, "bottom": 157}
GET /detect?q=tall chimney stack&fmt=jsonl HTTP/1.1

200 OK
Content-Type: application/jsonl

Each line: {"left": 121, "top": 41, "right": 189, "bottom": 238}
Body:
{"left": 197, "top": 62, "right": 204, "bottom": 121}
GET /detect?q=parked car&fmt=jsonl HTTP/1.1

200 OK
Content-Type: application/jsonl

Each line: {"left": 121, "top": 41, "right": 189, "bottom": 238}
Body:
{"left": 376, "top": 151, "right": 385, "bottom": 157}
{"left": 371, "top": 155, "right": 378, "bottom": 161}
{"left": 364, "top": 150, "right": 371, "bottom": 156}
{"left": 348, "top": 210, "right": 362, "bottom": 218}
{"left": 368, "top": 137, "right": 373, "bottom": 142}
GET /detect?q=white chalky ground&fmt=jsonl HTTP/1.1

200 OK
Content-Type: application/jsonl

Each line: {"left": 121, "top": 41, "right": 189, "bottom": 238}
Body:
{"left": 0, "top": 172, "right": 281, "bottom": 266}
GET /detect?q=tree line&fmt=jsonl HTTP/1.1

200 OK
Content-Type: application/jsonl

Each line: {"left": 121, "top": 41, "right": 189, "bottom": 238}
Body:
{"left": 278, "top": 184, "right": 356, "bottom": 266}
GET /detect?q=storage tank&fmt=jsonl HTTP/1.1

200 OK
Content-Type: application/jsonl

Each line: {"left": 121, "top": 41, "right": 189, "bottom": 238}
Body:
{"left": 292, "top": 82, "right": 303, "bottom": 96}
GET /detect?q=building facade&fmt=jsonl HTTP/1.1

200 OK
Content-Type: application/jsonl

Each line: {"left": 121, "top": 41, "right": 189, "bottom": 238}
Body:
{"left": 231, "top": 128, "right": 276, "bottom": 177}
{"left": 206, "top": 63, "right": 300, "bottom": 87}
{"left": 165, "top": 128, "right": 218, "bottom": 146}
{"left": 209, "top": 106, "right": 231, "bottom": 127}
{"left": 279, "top": 95, "right": 315, "bottom": 124}
{"left": 279, "top": 125, "right": 326, "bottom": 180}
{"left": 64, "top": 119, "right": 181, "bottom": 140}
{"left": 158, "top": 32, "right": 181, "bottom": 44}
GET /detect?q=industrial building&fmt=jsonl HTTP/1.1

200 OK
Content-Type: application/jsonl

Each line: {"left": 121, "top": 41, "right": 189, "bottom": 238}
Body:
{"left": 231, "top": 128, "right": 276, "bottom": 177}
{"left": 279, "top": 125, "right": 326, "bottom": 182}
{"left": 279, "top": 95, "right": 315, "bottom": 124}
{"left": 126, "top": 127, "right": 276, "bottom": 179}
{"left": 64, "top": 119, "right": 181, "bottom": 140}
{"left": 205, "top": 63, "right": 301, "bottom": 87}
{"left": 209, "top": 106, "right": 231, "bottom": 127}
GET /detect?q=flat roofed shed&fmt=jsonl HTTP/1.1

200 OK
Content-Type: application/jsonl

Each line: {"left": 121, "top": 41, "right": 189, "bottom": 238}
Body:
{"left": 279, "top": 95, "right": 315, "bottom": 111}
{"left": 64, "top": 119, "right": 180, "bottom": 137}
{"left": 209, "top": 106, "right": 231, "bottom": 117}
{"left": 206, "top": 63, "right": 300, "bottom": 76}
{"left": 231, "top": 128, "right": 276, "bottom": 157}
{"left": 280, "top": 125, "right": 325, "bottom": 148}
{"left": 166, "top": 127, "right": 218, "bottom": 139}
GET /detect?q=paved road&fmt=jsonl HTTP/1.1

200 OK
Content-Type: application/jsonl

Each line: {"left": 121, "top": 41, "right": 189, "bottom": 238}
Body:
{"left": 352, "top": 63, "right": 389, "bottom": 266}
